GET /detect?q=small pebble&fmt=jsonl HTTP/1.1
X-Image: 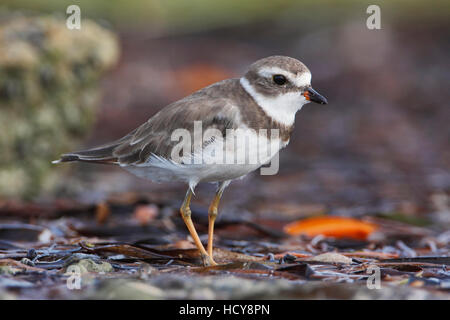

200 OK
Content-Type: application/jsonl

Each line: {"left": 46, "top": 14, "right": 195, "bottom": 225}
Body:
{"left": 20, "top": 258, "right": 35, "bottom": 266}
{"left": 27, "top": 248, "right": 37, "bottom": 260}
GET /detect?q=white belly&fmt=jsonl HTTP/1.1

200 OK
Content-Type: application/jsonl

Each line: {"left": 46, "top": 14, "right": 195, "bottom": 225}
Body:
{"left": 123, "top": 129, "right": 287, "bottom": 185}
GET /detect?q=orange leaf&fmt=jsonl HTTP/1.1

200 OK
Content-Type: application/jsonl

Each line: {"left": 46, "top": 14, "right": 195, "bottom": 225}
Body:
{"left": 176, "top": 64, "right": 233, "bottom": 95}
{"left": 95, "top": 202, "right": 110, "bottom": 225}
{"left": 341, "top": 251, "right": 399, "bottom": 259}
{"left": 133, "top": 204, "right": 158, "bottom": 226}
{"left": 272, "top": 252, "right": 312, "bottom": 260}
{"left": 283, "top": 216, "right": 377, "bottom": 240}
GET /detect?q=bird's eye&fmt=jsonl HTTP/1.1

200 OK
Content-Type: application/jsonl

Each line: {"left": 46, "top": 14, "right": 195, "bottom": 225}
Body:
{"left": 273, "top": 74, "right": 287, "bottom": 85}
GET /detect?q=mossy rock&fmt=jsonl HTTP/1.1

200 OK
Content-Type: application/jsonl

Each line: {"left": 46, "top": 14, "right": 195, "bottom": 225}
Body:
{"left": 0, "top": 265, "right": 21, "bottom": 275}
{"left": 0, "top": 15, "right": 119, "bottom": 199}
{"left": 65, "top": 259, "right": 114, "bottom": 274}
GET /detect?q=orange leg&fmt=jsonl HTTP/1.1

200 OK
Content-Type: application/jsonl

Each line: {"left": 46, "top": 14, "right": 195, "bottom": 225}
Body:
{"left": 207, "top": 181, "right": 230, "bottom": 263}
{"left": 180, "top": 188, "right": 216, "bottom": 266}
{"left": 207, "top": 191, "right": 222, "bottom": 262}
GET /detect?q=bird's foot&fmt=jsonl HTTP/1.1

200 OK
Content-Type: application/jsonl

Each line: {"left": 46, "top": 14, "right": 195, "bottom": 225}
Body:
{"left": 201, "top": 253, "right": 218, "bottom": 266}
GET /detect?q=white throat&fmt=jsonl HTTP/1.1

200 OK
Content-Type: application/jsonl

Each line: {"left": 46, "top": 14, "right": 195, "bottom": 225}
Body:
{"left": 240, "top": 77, "right": 308, "bottom": 126}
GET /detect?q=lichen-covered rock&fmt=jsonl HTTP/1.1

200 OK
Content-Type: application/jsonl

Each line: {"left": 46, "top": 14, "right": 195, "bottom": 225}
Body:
{"left": 0, "top": 15, "right": 119, "bottom": 199}
{"left": 0, "top": 265, "right": 20, "bottom": 275}
{"left": 65, "top": 259, "right": 114, "bottom": 274}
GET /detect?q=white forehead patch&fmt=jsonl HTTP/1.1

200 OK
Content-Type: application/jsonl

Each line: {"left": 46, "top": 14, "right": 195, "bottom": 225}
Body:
{"left": 258, "top": 66, "right": 311, "bottom": 87}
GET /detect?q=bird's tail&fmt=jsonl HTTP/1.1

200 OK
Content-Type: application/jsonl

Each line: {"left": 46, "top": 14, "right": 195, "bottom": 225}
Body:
{"left": 52, "top": 142, "right": 120, "bottom": 165}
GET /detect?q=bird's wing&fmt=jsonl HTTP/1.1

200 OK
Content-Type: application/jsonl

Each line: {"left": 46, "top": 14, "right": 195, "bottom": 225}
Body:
{"left": 56, "top": 80, "right": 242, "bottom": 166}
{"left": 113, "top": 95, "right": 241, "bottom": 165}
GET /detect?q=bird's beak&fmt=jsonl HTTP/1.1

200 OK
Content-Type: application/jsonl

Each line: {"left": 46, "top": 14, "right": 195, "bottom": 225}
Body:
{"left": 303, "top": 87, "right": 328, "bottom": 105}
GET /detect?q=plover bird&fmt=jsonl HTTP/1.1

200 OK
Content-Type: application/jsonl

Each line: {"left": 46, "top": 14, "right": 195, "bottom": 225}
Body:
{"left": 54, "top": 56, "right": 327, "bottom": 266}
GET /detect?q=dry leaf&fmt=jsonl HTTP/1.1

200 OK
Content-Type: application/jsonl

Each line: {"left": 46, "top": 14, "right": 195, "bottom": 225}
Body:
{"left": 272, "top": 252, "right": 312, "bottom": 260}
{"left": 284, "top": 216, "right": 377, "bottom": 240}
{"left": 133, "top": 204, "right": 158, "bottom": 226}
{"left": 95, "top": 202, "right": 110, "bottom": 224}
{"left": 176, "top": 63, "right": 233, "bottom": 95}
{"left": 311, "top": 252, "right": 353, "bottom": 264}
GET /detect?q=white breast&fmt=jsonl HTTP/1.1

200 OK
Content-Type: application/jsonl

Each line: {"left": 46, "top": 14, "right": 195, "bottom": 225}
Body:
{"left": 124, "top": 128, "right": 287, "bottom": 186}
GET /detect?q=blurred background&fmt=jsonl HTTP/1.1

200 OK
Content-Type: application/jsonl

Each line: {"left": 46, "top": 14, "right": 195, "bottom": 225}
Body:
{"left": 0, "top": 0, "right": 449, "bottom": 228}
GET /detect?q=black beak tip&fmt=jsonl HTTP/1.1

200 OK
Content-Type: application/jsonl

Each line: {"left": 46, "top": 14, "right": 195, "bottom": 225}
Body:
{"left": 306, "top": 87, "right": 328, "bottom": 105}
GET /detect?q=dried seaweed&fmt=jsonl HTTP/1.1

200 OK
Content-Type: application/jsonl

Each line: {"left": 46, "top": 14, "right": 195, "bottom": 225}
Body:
{"left": 0, "top": 195, "right": 448, "bottom": 299}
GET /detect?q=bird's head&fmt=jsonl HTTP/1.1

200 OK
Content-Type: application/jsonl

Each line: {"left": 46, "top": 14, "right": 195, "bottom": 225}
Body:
{"left": 240, "top": 55, "right": 327, "bottom": 126}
